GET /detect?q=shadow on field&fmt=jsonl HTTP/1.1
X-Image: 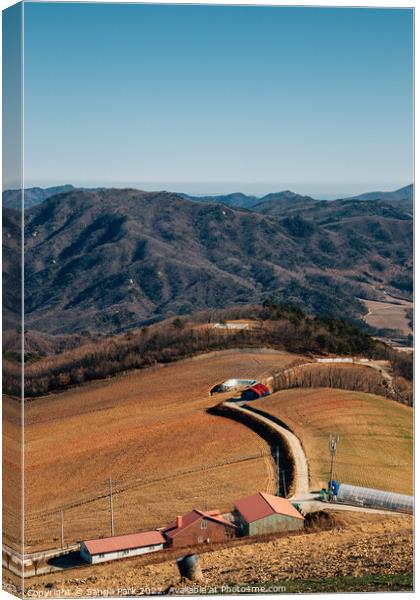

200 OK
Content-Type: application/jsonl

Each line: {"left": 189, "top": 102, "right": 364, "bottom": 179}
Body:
{"left": 48, "top": 551, "right": 85, "bottom": 569}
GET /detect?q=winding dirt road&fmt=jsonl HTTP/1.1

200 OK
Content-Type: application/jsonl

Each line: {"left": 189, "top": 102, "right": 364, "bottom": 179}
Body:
{"left": 223, "top": 401, "right": 310, "bottom": 500}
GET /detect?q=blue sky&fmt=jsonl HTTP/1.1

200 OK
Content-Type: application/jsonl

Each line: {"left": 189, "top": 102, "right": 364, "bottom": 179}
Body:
{"left": 23, "top": 3, "right": 413, "bottom": 197}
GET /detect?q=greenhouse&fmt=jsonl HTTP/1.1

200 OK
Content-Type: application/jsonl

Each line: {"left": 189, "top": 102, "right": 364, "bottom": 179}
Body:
{"left": 336, "top": 483, "right": 413, "bottom": 514}
{"left": 210, "top": 379, "right": 256, "bottom": 395}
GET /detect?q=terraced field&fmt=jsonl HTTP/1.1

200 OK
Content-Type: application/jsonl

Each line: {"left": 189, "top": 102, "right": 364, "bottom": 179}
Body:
{"left": 15, "top": 349, "right": 298, "bottom": 552}
{"left": 253, "top": 388, "right": 413, "bottom": 494}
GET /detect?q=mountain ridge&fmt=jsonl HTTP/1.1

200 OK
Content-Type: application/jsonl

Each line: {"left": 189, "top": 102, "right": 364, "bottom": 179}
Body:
{"left": 3, "top": 187, "right": 412, "bottom": 335}
{"left": 3, "top": 183, "right": 413, "bottom": 210}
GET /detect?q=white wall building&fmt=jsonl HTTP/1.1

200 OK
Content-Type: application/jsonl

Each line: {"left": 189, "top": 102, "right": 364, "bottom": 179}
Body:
{"left": 80, "top": 530, "right": 165, "bottom": 564}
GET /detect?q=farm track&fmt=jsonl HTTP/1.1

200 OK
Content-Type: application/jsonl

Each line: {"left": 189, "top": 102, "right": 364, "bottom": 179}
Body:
{"left": 222, "top": 401, "right": 310, "bottom": 499}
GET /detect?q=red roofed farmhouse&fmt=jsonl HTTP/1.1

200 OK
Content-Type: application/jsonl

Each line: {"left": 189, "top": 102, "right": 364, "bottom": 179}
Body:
{"left": 163, "top": 508, "right": 236, "bottom": 548}
{"left": 234, "top": 491, "right": 304, "bottom": 536}
{"left": 80, "top": 530, "right": 165, "bottom": 564}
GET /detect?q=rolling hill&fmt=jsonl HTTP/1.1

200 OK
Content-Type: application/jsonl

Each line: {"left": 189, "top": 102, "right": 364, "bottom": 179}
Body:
{"left": 2, "top": 184, "right": 105, "bottom": 210}
{"left": 2, "top": 187, "right": 413, "bottom": 335}
{"left": 179, "top": 185, "right": 413, "bottom": 212}
{"left": 252, "top": 387, "right": 413, "bottom": 494}
{"left": 341, "top": 184, "right": 413, "bottom": 215}
{"left": 344, "top": 184, "right": 413, "bottom": 204}
{"left": 2, "top": 185, "right": 75, "bottom": 210}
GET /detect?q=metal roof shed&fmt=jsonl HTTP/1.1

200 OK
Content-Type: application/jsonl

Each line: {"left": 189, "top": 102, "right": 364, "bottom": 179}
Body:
{"left": 234, "top": 491, "right": 304, "bottom": 536}
{"left": 80, "top": 530, "right": 165, "bottom": 564}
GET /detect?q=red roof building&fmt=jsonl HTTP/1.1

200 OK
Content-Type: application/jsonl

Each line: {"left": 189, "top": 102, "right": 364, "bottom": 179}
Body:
{"left": 163, "top": 508, "right": 236, "bottom": 548}
{"left": 80, "top": 530, "right": 165, "bottom": 564}
{"left": 240, "top": 383, "right": 270, "bottom": 401}
{"left": 234, "top": 491, "right": 304, "bottom": 536}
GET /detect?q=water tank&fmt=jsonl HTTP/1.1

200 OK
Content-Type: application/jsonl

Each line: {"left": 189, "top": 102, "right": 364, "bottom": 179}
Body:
{"left": 337, "top": 483, "right": 413, "bottom": 514}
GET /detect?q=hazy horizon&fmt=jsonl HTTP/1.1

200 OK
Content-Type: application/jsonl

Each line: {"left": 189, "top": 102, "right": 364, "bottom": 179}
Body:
{"left": 7, "top": 179, "right": 413, "bottom": 200}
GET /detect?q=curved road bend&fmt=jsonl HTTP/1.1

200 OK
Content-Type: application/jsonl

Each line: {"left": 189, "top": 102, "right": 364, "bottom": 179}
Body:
{"left": 223, "top": 401, "right": 310, "bottom": 500}
{"left": 222, "top": 400, "right": 405, "bottom": 517}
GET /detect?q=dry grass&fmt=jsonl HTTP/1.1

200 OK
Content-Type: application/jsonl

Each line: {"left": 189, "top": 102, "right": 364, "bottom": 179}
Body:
{"left": 2, "top": 396, "right": 22, "bottom": 550}
{"left": 252, "top": 388, "right": 413, "bottom": 494}
{"left": 10, "top": 349, "right": 298, "bottom": 552}
{"left": 361, "top": 298, "right": 412, "bottom": 335}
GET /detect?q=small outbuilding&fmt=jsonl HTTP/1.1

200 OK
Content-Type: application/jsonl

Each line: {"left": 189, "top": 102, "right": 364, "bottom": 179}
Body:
{"left": 80, "top": 530, "right": 165, "bottom": 564}
{"left": 163, "top": 508, "right": 236, "bottom": 548}
{"left": 233, "top": 491, "right": 304, "bottom": 536}
{"left": 213, "top": 322, "right": 249, "bottom": 330}
{"left": 210, "top": 378, "right": 257, "bottom": 395}
{"left": 240, "top": 383, "right": 270, "bottom": 401}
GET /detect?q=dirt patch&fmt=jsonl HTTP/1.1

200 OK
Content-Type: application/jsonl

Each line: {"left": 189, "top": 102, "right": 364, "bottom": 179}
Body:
{"left": 304, "top": 510, "right": 336, "bottom": 532}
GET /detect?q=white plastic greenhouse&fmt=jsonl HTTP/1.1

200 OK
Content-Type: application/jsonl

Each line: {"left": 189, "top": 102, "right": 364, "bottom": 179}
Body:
{"left": 336, "top": 483, "right": 413, "bottom": 514}
{"left": 210, "top": 379, "right": 256, "bottom": 394}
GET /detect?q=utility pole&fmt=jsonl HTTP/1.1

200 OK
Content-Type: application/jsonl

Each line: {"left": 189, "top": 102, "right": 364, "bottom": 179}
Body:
{"left": 328, "top": 434, "right": 339, "bottom": 494}
{"left": 60, "top": 509, "right": 64, "bottom": 548}
{"left": 276, "top": 447, "right": 280, "bottom": 496}
{"left": 281, "top": 470, "right": 287, "bottom": 498}
{"left": 109, "top": 477, "right": 115, "bottom": 536}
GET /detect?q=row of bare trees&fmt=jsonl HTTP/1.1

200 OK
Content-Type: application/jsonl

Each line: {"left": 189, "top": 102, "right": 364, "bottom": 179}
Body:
{"left": 272, "top": 363, "right": 413, "bottom": 406}
{"left": 2, "top": 304, "right": 412, "bottom": 398}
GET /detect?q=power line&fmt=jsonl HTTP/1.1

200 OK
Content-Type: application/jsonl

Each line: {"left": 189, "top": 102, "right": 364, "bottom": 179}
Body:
{"left": 25, "top": 451, "right": 270, "bottom": 521}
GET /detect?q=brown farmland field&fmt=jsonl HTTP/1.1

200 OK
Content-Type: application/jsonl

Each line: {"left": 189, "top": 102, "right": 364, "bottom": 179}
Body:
{"left": 252, "top": 388, "right": 413, "bottom": 495}
{"left": 11, "top": 349, "right": 298, "bottom": 552}
{"left": 361, "top": 296, "right": 412, "bottom": 336}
